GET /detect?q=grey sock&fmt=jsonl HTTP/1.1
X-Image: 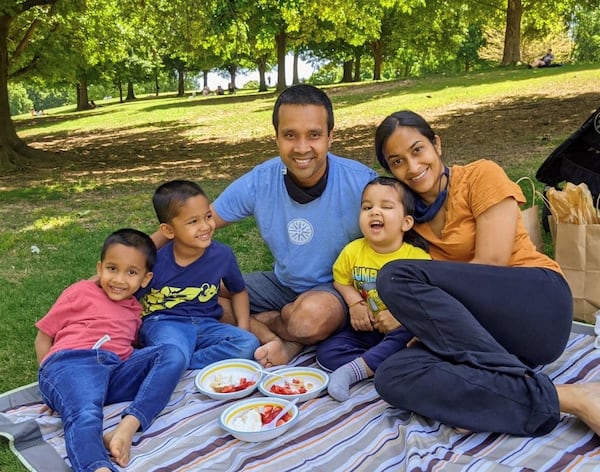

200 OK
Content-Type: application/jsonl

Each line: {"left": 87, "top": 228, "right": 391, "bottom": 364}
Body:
{"left": 328, "top": 358, "right": 369, "bottom": 402}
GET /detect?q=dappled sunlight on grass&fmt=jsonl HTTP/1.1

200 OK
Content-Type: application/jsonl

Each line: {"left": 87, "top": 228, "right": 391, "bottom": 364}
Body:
{"left": 30, "top": 215, "right": 74, "bottom": 231}
{"left": 10, "top": 65, "right": 599, "bottom": 195}
{"left": 15, "top": 88, "right": 277, "bottom": 143}
{"left": 0, "top": 179, "right": 101, "bottom": 202}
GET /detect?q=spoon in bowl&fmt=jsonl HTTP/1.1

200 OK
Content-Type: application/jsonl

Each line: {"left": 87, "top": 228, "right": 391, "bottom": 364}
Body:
{"left": 253, "top": 368, "right": 289, "bottom": 382}
{"left": 262, "top": 397, "right": 299, "bottom": 430}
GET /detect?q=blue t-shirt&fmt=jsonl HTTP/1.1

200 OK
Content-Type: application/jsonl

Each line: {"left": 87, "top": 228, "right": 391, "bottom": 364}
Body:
{"left": 138, "top": 241, "right": 244, "bottom": 319}
{"left": 213, "top": 154, "right": 378, "bottom": 292}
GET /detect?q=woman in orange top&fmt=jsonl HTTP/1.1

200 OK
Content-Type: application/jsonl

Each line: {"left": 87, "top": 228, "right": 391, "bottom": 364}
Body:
{"left": 372, "top": 110, "right": 600, "bottom": 437}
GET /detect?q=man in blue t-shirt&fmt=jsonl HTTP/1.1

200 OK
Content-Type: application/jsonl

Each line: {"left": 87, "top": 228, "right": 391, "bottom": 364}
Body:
{"left": 212, "top": 84, "right": 378, "bottom": 367}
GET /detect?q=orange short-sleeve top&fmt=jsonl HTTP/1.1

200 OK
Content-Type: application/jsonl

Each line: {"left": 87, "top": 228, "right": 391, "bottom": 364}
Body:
{"left": 414, "top": 159, "right": 561, "bottom": 273}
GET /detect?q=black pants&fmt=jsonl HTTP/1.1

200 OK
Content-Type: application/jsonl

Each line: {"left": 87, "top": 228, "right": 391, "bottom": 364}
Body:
{"left": 374, "top": 260, "right": 572, "bottom": 436}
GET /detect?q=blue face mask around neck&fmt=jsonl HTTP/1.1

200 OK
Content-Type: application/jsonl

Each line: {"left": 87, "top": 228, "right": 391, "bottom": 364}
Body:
{"left": 413, "top": 166, "right": 450, "bottom": 223}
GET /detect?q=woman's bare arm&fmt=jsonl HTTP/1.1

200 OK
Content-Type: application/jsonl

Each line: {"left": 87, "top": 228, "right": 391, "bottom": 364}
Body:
{"left": 472, "top": 197, "right": 519, "bottom": 266}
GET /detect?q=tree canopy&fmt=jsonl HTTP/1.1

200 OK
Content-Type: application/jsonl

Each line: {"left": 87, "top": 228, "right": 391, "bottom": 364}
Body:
{"left": 1, "top": 0, "right": 594, "bottom": 171}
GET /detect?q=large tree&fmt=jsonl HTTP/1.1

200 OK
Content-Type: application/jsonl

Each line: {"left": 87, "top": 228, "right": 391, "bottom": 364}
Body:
{"left": 226, "top": 0, "right": 296, "bottom": 92}
{"left": 1, "top": 0, "right": 125, "bottom": 169}
{"left": 0, "top": 0, "right": 81, "bottom": 171}
{"left": 97, "top": 0, "right": 152, "bottom": 103}
{"left": 500, "top": 0, "right": 523, "bottom": 64}
{"left": 66, "top": 0, "right": 127, "bottom": 109}
{"left": 499, "top": 0, "right": 589, "bottom": 65}
{"left": 144, "top": 0, "right": 220, "bottom": 97}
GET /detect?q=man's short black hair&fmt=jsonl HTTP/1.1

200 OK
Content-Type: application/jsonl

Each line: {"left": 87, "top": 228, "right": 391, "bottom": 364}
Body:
{"left": 272, "top": 84, "right": 334, "bottom": 134}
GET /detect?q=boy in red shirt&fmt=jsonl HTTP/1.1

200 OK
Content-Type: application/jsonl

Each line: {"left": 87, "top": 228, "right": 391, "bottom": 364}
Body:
{"left": 35, "top": 229, "right": 182, "bottom": 472}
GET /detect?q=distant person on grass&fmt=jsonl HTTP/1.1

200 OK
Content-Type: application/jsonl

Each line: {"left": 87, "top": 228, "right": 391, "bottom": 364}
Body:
{"left": 530, "top": 48, "right": 555, "bottom": 68}
{"left": 139, "top": 180, "right": 259, "bottom": 372}
{"left": 153, "top": 84, "right": 378, "bottom": 367}
{"left": 317, "top": 176, "right": 431, "bottom": 402}
{"left": 35, "top": 228, "right": 182, "bottom": 472}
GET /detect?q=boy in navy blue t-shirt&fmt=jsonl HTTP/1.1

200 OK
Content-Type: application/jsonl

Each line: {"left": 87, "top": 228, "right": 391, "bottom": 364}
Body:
{"left": 138, "top": 180, "right": 259, "bottom": 370}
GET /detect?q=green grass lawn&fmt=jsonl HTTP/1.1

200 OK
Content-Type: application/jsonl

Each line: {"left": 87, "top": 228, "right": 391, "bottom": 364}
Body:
{"left": 1, "top": 63, "right": 599, "bottom": 471}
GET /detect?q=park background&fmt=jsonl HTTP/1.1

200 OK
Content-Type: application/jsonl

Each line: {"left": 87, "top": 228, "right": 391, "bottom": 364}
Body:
{"left": 1, "top": 1, "right": 600, "bottom": 470}
{"left": 3, "top": 0, "right": 600, "bottom": 171}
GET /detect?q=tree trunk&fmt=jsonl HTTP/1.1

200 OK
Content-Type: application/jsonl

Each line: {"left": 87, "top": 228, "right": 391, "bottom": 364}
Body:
{"left": 0, "top": 15, "right": 22, "bottom": 170}
{"left": 155, "top": 71, "right": 160, "bottom": 96}
{"left": 0, "top": 97, "right": 40, "bottom": 171}
{"left": 353, "top": 52, "right": 361, "bottom": 82}
{"left": 117, "top": 80, "right": 124, "bottom": 103}
{"left": 0, "top": 8, "right": 71, "bottom": 171}
{"left": 275, "top": 31, "right": 286, "bottom": 92}
{"left": 202, "top": 70, "right": 208, "bottom": 88}
{"left": 76, "top": 77, "right": 90, "bottom": 111}
{"left": 341, "top": 60, "right": 353, "bottom": 83}
{"left": 501, "top": 0, "right": 523, "bottom": 65}
{"left": 257, "top": 57, "right": 268, "bottom": 92}
{"left": 76, "top": 83, "right": 81, "bottom": 109}
{"left": 226, "top": 64, "right": 237, "bottom": 93}
{"left": 292, "top": 50, "right": 300, "bottom": 85}
{"left": 371, "top": 40, "right": 384, "bottom": 80}
{"left": 126, "top": 80, "right": 136, "bottom": 101}
{"left": 177, "top": 66, "right": 185, "bottom": 96}
{"left": 0, "top": 15, "right": 63, "bottom": 170}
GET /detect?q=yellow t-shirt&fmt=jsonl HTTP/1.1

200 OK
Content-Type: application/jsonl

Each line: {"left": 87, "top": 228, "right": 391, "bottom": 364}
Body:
{"left": 414, "top": 159, "right": 561, "bottom": 273}
{"left": 333, "top": 238, "right": 431, "bottom": 314}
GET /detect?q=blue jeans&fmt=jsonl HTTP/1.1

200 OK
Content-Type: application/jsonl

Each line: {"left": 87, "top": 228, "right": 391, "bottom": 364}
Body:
{"left": 139, "top": 314, "right": 260, "bottom": 369}
{"left": 38, "top": 345, "right": 183, "bottom": 472}
{"left": 373, "top": 260, "right": 572, "bottom": 436}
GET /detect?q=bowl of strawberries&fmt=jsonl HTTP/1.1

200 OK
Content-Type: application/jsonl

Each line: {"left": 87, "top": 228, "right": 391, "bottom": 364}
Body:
{"left": 195, "top": 358, "right": 262, "bottom": 400}
{"left": 258, "top": 366, "right": 329, "bottom": 403}
{"left": 219, "top": 397, "right": 299, "bottom": 442}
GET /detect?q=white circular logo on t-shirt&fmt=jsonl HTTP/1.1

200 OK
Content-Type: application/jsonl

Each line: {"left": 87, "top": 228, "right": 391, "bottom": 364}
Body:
{"left": 594, "top": 111, "right": 600, "bottom": 134}
{"left": 287, "top": 218, "right": 313, "bottom": 245}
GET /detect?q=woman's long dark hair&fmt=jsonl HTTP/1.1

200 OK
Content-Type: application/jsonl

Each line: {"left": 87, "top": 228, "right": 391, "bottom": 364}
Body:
{"left": 374, "top": 111, "right": 436, "bottom": 172}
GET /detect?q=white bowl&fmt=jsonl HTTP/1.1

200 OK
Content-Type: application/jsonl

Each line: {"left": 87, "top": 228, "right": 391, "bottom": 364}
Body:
{"left": 195, "top": 358, "right": 262, "bottom": 400}
{"left": 219, "top": 397, "right": 299, "bottom": 442}
{"left": 258, "top": 367, "right": 329, "bottom": 402}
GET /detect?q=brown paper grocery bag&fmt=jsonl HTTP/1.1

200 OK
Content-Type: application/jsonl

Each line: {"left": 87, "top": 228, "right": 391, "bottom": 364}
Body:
{"left": 516, "top": 177, "right": 544, "bottom": 252}
{"left": 554, "top": 221, "right": 600, "bottom": 323}
{"left": 521, "top": 206, "right": 544, "bottom": 252}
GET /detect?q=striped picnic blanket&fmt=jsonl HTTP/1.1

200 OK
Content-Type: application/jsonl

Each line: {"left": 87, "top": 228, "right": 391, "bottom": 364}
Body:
{"left": 2, "top": 333, "right": 600, "bottom": 471}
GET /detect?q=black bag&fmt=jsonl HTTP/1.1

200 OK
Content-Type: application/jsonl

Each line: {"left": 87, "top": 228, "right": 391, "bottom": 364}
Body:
{"left": 536, "top": 106, "right": 600, "bottom": 231}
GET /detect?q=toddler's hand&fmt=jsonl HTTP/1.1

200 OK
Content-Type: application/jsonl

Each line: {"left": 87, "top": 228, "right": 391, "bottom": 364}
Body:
{"left": 373, "top": 310, "right": 401, "bottom": 334}
{"left": 349, "top": 303, "right": 374, "bottom": 331}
